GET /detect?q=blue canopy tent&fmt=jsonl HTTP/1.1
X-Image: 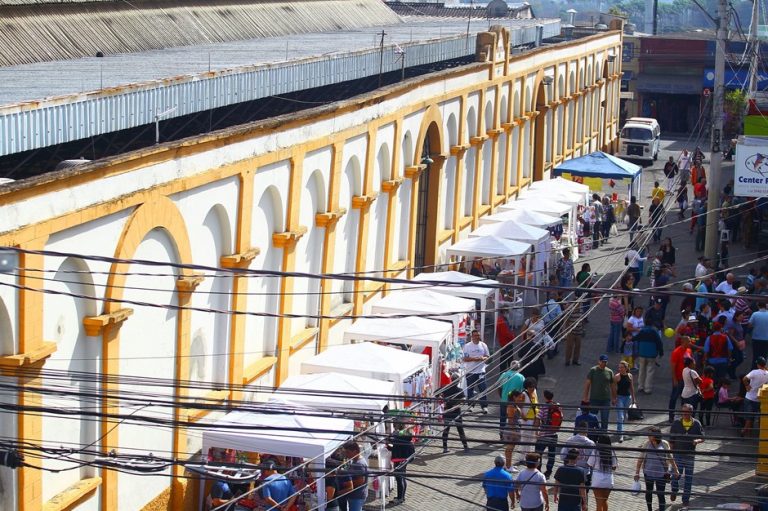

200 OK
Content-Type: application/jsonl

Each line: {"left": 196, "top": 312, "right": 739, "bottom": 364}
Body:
{"left": 552, "top": 151, "right": 643, "bottom": 199}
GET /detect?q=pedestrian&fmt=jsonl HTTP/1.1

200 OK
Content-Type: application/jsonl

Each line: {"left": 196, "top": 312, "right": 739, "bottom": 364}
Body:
{"left": 749, "top": 302, "right": 768, "bottom": 367}
{"left": 677, "top": 149, "right": 691, "bottom": 176}
{"left": 619, "top": 329, "right": 635, "bottom": 373}
{"left": 560, "top": 424, "right": 595, "bottom": 509}
{"left": 627, "top": 196, "right": 641, "bottom": 241}
{"left": 635, "top": 325, "right": 663, "bottom": 394}
{"left": 260, "top": 460, "right": 298, "bottom": 511}
{"left": 504, "top": 390, "right": 524, "bottom": 471}
{"left": 515, "top": 453, "right": 550, "bottom": 511}
{"left": 592, "top": 194, "right": 605, "bottom": 248}
{"left": 324, "top": 458, "right": 352, "bottom": 511}
{"left": 648, "top": 197, "right": 664, "bottom": 243}
{"left": 660, "top": 237, "right": 676, "bottom": 270}
{"left": 463, "top": 329, "right": 490, "bottom": 413}
{"left": 727, "top": 310, "right": 746, "bottom": 379}
{"left": 556, "top": 248, "right": 575, "bottom": 288}
{"left": 574, "top": 402, "right": 600, "bottom": 438}
{"left": 607, "top": 293, "right": 625, "bottom": 353}
{"left": 588, "top": 435, "right": 617, "bottom": 511}
{"left": 207, "top": 476, "right": 235, "bottom": 511}
{"left": 498, "top": 361, "right": 525, "bottom": 432}
{"left": 693, "top": 200, "right": 707, "bottom": 251}
{"left": 669, "top": 404, "right": 705, "bottom": 509}
{"left": 715, "top": 272, "right": 736, "bottom": 295}
{"left": 576, "top": 264, "right": 593, "bottom": 314}
{"left": 663, "top": 156, "right": 679, "bottom": 191}
{"left": 342, "top": 441, "right": 368, "bottom": 511}
{"left": 583, "top": 354, "right": 616, "bottom": 431}
{"left": 625, "top": 242, "right": 646, "bottom": 286}
{"left": 519, "top": 378, "right": 540, "bottom": 461}
{"left": 644, "top": 298, "right": 666, "bottom": 332}
{"left": 680, "top": 357, "right": 701, "bottom": 409}
{"left": 668, "top": 336, "right": 693, "bottom": 422}
{"left": 741, "top": 357, "right": 768, "bottom": 437}
{"left": 634, "top": 427, "right": 680, "bottom": 511}
{"left": 698, "top": 366, "right": 716, "bottom": 426}
{"left": 564, "top": 303, "right": 585, "bottom": 366}
{"left": 541, "top": 292, "right": 564, "bottom": 339}
{"left": 695, "top": 277, "right": 713, "bottom": 313}
{"left": 553, "top": 449, "right": 587, "bottom": 511}
{"left": 387, "top": 421, "right": 415, "bottom": 504}
{"left": 703, "top": 322, "right": 732, "bottom": 380}
{"left": 535, "top": 389, "right": 562, "bottom": 479}
{"left": 602, "top": 196, "right": 615, "bottom": 244}
{"left": 614, "top": 360, "right": 635, "bottom": 442}
{"left": 651, "top": 181, "right": 666, "bottom": 202}
{"left": 439, "top": 375, "right": 469, "bottom": 453}
{"left": 483, "top": 456, "right": 516, "bottom": 511}
{"left": 676, "top": 182, "right": 688, "bottom": 219}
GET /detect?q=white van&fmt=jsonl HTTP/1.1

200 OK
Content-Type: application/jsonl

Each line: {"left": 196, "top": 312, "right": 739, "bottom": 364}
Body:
{"left": 617, "top": 117, "right": 661, "bottom": 162}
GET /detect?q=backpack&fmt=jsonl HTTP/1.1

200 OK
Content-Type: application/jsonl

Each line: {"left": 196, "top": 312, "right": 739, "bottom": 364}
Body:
{"left": 545, "top": 402, "right": 563, "bottom": 431}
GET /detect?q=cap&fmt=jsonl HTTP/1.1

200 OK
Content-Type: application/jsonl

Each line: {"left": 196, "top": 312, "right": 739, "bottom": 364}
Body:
{"left": 262, "top": 460, "right": 277, "bottom": 471}
{"left": 738, "top": 286, "right": 748, "bottom": 294}
{"left": 682, "top": 283, "right": 693, "bottom": 291}
{"left": 758, "top": 357, "right": 767, "bottom": 367}
{"left": 599, "top": 354, "right": 609, "bottom": 362}
{"left": 494, "top": 456, "right": 505, "bottom": 467}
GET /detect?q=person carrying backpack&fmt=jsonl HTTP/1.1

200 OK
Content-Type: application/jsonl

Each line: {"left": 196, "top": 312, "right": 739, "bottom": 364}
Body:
{"left": 535, "top": 389, "right": 562, "bottom": 479}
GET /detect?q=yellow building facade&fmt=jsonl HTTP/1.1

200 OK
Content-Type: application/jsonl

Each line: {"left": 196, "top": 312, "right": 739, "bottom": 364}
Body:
{"left": 0, "top": 27, "right": 622, "bottom": 511}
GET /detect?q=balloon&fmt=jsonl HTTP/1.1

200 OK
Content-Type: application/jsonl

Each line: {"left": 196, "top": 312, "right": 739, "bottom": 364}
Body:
{"left": 664, "top": 327, "right": 676, "bottom": 338}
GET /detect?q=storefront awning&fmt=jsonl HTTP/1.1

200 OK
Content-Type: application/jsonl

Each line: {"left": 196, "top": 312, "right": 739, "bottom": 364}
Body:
{"left": 635, "top": 74, "right": 701, "bottom": 95}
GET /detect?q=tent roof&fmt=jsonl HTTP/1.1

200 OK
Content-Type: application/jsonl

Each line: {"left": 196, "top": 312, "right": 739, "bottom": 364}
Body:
{"left": 407, "top": 271, "right": 498, "bottom": 300}
{"left": 470, "top": 220, "right": 549, "bottom": 243}
{"left": 446, "top": 235, "right": 532, "bottom": 259}
{"left": 274, "top": 372, "right": 396, "bottom": 412}
{"left": 479, "top": 209, "right": 562, "bottom": 228}
{"left": 498, "top": 198, "right": 572, "bottom": 216}
{"left": 371, "top": 289, "right": 476, "bottom": 315}
{"left": 301, "top": 342, "right": 429, "bottom": 382}
{"left": 202, "top": 410, "right": 353, "bottom": 459}
{"left": 552, "top": 151, "right": 642, "bottom": 179}
{"left": 518, "top": 188, "right": 585, "bottom": 206}
{"left": 529, "top": 176, "right": 591, "bottom": 193}
{"left": 343, "top": 316, "right": 452, "bottom": 345}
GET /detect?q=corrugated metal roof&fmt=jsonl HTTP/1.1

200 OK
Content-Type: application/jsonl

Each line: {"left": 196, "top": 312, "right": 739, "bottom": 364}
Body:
{"left": 0, "top": 0, "right": 403, "bottom": 66}
{"left": 0, "top": 17, "right": 561, "bottom": 156}
{"left": 386, "top": 1, "right": 533, "bottom": 19}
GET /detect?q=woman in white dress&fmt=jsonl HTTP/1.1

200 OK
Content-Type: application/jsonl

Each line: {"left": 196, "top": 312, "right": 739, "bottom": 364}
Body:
{"left": 588, "top": 434, "right": 618, "bottom": 511}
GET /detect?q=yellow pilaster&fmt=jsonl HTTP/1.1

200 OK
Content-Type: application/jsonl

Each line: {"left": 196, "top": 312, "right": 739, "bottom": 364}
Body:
{"left": 275, "top": 154, "right": 306, "bottom": 385}
{"left": 225, "top": 170, "right": 255, "bottom": 401}
{"left": 472, "top": 89, "right": 486, "bottom": 226}
{"left": 381, "top": 119, "right": 403, "bottom": 289}
{"left": 352, "top": 128, "right": 376, "bottom": 316}
{"left": 18, "top": 237, "right": 48, "bottom": 511}
{"left": 317, "top": 143, "right": 344, "bottom": 350}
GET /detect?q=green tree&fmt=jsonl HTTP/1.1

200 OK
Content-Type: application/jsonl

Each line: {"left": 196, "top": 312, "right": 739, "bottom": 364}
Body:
{"left": 723, "top": 89, "right": 747, "bottom": 141}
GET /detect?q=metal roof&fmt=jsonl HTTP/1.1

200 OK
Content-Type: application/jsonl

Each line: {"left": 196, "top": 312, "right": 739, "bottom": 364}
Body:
{"left": 0, "top": 17, "right": 559, "bottom": 157}
{"left": 0, "top": 0, "right": 402, "bottom": 67}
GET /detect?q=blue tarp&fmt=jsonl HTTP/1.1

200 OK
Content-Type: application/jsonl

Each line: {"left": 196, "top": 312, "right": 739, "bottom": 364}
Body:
{"left": 552, "top": 151, "right": 642, "bottom": 180}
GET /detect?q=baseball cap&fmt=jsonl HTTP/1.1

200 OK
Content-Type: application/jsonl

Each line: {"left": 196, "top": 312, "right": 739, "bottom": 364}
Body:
{"left": 599, "top": 354, "right": 609, "bottom": 362}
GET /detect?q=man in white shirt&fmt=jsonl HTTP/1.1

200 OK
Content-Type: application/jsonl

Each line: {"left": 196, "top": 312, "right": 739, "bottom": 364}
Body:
{"left": 694, "top": 257, "right": 709, "bottom": 279}
{"left": 463, "top": 329, "right": 490, "bottom": 413}
{"left": 715, "top": 273, "right": 736, "bottom": 295}
{"left": 742, "top": 357, "right": 768, "bottom": 436}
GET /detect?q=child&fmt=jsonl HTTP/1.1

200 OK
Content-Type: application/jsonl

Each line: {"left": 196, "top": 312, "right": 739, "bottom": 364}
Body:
{"left": 699, "top": 366, "right": 715, "bottom": 426}
{"left": 718, "top": 379, "right": 744, "bottom": 427}
{"left": 620, "top": 329, "right": 634, "bottom": 371}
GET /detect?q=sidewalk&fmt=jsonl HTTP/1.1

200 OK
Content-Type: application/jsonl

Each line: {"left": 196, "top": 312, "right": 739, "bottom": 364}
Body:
{"left": 385, "top": 156, "right": 762, "bottom": 510}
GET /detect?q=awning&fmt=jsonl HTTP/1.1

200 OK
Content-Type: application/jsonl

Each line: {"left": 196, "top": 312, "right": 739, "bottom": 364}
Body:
{"left": 635, "top": 74, "right": 701, "bottom": 95}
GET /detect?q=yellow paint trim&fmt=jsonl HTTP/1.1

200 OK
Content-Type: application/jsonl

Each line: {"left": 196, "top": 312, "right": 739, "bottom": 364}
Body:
{"left": 42, "top": 477, "right": 101, "bottom": 511}
{"left": 288, "top": 327, "right": 319, "bottom": 354}
{"left": 0, "top": 341, "right": 56, "bottom": 368}
{"left": 242, "top": 356, "right": 278, "bottom": 385}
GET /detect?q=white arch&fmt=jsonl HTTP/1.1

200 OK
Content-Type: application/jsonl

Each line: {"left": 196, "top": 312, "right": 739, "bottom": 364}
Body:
{"left": 466, "top": 107, "right": 478, "bottom": 141}
{"left": 447, "top": 113, "right": 458, "bottom": 148}
{"left": 0, "top": 300, "right": 11, "bottom": 357}
{"left": 483, "top": 100, "right": 494, "bottom": 131}
{"left": 376, "top": 143, "right": 391, "bottom": 185}
{"left": 401, "top": 131, "right": 414, "bottom": 168}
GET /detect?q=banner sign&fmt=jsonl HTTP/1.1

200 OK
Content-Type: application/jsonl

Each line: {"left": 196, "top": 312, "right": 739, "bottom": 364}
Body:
{"left": 735, "top": 141, "right": 768, "bottom": 196}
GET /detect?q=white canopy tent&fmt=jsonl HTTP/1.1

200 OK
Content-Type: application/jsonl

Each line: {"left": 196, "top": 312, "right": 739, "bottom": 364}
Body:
{"left": 518, "top": 188, "right": 586, "bottom": 207}
{"left": 274, "top": 372, "right": 396, "bottom": 413}
{"left": 370, "top": 290, "right": 475, "bottom": 343}
{"left": 479, "top": 209, "right": 562, "bottom": 228}
{"left": 406, "top": 271, "right": 499, "bottom": 347}
{"left": 469, "top": 221, "right": 550, "bottom": 287}
{"left": 529, "top": 176, "right": 591, "bottom": 196}
{"left": 498, "top": 198, "right": 577, "bottom": 258}
{"left": 202, "top": 411, "right": 354, "bottom": 510}
{"left": 301, "top": 342, "right": 430, "bottom": 395}
{"left": 343, "top": 316, "right": 453, "bottom": 383}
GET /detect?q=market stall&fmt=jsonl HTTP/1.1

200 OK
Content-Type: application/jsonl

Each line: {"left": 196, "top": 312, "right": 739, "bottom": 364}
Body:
{"left": 403, "top": 271, "right": 499, "bottom": 347}
{"left": 274, "top": 372, "right": 396, "bottom": 413}
{"left": 497, "top": 198, "right": 577, "bottom": 258}
{"left": 201, "top": 411, "right": 354, "bottom": 511}
{"left": 518, "top": 187, "right": 587, "bottom": 207}
{"left": 342, "top": 316, "right": 455, "bottom": 384}
{"left": 552, "top": 151, "right": 643, "bottom": 199}
{"left": 528, "top": 176, "right": 591, "bottom": 201}
{"left": 469, "top": 221, "right": 551, "bottom": 290}
{"left": 369, "top": 289, "right": 476, "bottom": 345}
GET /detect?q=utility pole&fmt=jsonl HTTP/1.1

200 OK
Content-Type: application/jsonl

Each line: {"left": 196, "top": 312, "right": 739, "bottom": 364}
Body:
{"left": 704, "top": 0, "right": 729, "bottom": 260}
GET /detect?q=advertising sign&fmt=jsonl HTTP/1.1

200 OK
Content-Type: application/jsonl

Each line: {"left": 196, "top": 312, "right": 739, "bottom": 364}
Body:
{"left": 734, "top": 140, "right": 768, "bottom": 197}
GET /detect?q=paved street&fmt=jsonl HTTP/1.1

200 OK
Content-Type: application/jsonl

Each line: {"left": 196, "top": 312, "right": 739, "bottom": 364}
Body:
{"left": 379, "top": 138, "right": 763, "bottom": 511}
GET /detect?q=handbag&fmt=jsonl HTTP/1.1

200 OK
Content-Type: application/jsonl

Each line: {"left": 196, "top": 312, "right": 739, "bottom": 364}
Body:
{"left": 627, "top": 403, "right": 644, "bottom": 420}
{"left": 631, "top": 479, "right": 642, "bottom": 496}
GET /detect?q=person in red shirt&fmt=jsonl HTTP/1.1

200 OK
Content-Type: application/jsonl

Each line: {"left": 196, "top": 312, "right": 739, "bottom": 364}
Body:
{"left": 693, "top": 177, "right": 707, "bottom": 200}
{"left": 698, "top": 366, "right": 716, "bottom": 426}
{"left": 668, "top": 336, "right": 693, "bottom": 422}
{"left": 497, "top": 314, "right": 516, "bottom": 371}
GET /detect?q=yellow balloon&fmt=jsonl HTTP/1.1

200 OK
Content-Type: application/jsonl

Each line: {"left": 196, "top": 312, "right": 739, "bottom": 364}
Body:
{"left": 664, "top": 327, "right": 676, "bottom": 338}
